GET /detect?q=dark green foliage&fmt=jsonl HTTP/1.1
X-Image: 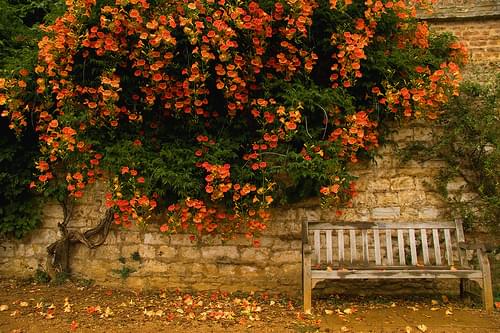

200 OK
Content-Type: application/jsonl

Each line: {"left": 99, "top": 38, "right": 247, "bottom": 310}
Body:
{"left": 0, "top": 0, "right": 64, "bottom": 238}
{"left": 0, "top": 118, "right": 42, "bottom": 238}
{"left": 402, "top": 75, "right": 499, "bottom": 230}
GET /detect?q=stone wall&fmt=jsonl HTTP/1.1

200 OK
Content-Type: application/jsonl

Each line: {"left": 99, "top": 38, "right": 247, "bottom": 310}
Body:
{"left": 0, "top": 124, "right": 457, "bottom": 295}
{"left": 0, "top": 1, "right": 499, "bottom": 297}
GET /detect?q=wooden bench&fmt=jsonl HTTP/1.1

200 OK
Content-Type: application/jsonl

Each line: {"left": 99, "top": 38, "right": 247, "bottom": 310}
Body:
{"left": 302, "top": 219, "right": 493, "bottom": 312}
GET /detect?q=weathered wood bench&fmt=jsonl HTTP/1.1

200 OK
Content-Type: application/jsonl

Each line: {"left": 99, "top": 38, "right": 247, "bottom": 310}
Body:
{"left": 302, "top": 219, "right": 493, "bottom": 312}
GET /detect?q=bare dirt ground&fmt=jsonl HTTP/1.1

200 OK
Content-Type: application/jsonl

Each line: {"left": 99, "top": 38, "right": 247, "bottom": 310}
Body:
{"left": 0, "top": 278, "right": 498, "bottom": 333}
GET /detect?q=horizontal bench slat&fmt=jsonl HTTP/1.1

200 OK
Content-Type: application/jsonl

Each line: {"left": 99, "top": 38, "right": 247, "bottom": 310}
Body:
{"left": 308, "top": 221, "right": 456, "bottom": 230}
{"left": 311, "top": 269, "right": 483, "bottom": 280}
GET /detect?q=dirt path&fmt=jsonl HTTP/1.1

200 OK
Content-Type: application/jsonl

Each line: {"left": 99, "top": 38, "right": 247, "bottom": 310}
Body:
{"left": 0, "top": 278, "right": 498, "bottom": 333}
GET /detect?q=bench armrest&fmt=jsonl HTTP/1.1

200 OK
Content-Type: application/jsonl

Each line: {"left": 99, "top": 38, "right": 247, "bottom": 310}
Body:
{"left": 458, "top": 241, "right": 486, "bottom": 251}
{"left": 302, "top": 220, "right": 309, "bottom": 245}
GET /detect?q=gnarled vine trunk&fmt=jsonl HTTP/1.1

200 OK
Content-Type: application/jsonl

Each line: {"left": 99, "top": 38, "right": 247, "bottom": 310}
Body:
{"left": 46, "top": 198, "right": 114, "bottom": 278}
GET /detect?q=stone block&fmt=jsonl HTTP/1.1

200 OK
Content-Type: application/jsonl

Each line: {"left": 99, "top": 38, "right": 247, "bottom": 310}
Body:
{"left": 239, "top": 265, "right": 260, "bottom": 276}
{"left": 201, "top": 246, "right": 240, "bottom": 261}
{"left": 0, "top": 243, "right": 16, "bottom": 257}
{"left": 372, "top": 207, "right": 400, "bottom": 219}
{"left": 367, "top": 179, "right": 391, "bottom": 192}
{"left": 375, "top": 192, "right": 399, "bottom": 206}
{"left": 191, "top": 263, "right": 218, "bottom": 276}
{"left": 270, "top": 250, "right": 300, "bottom": 264}
{"left": 142, "top": 260, "right": 173, "bottom": 273}
{"left": 143, "top": 232, "right": 166, "bottom": 245}
{"left": 446, "top": 177, "right": 468, "bottom": 191}
{"left": 170, "top": 234, "right": 195, "bottom": 246}
{"left": 94, "top": 245, "right": 121, "bottom": 259}
{"left": 240, "top": 248, "right": 270, "bottom": 262}
{"left": 32, "top": 229, "right": 57, "bottom": 244}
{"left": 217, "top": 264, "right": 237, "bottom": 276}
{"left": 138, "top": 244, "right": 156, "bottom": 259}
{"left": 334, "top": 208, "right": 370, "bottom": 222}
{"left": 398, "top": 191, "right": 427, "bottom": 206}
{"left": 289, "top": 240, "right": 302, "bottom": 251}
{"left": 400, "top": 208, "right": 420, "bottom": 220}
{"left": 390, "top": 177, "right": 415, "bottom": 191}
{"left": 119, "top": 231, "right": 142, "bottom": 244}
{"left": 178, "top": 247, "right": 201, "bottom": 261}
{"left": 156, "top": 245, "right": 177, "bottom": 260}
{"left": 418, "top": 207, "right": 440, "bottom": 219}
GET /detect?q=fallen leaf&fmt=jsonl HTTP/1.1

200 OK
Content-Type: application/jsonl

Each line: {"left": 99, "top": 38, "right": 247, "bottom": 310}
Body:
{"left": 70, "top": 320, "right": 78, "bottom": 331}
{"left": 450, "top": 266, "right": 457, "bottom": 271}
{"left": 417, "top": 324, "right": 427, "bottom": 332}
{"left": 10, "top": 310, "right": 20, "bottom": 317}
{"left": 390, "top": 302, "right": 396, "bottom": 308}
{"left": 269, "top": 300, "right": 275, "bottom": 306}
{"left": 20, "top": 301, "right": 29, "bottom": 307}
{"left": 405, "top": 326, "right": 412, "bottom": 333}
{"left": 430, "top": 307, "right": 439, "bottom": 311}
{"left": 326, "top": 266, "right": 333, "bottom": 272}
{"left": 63, "top": 297, "right": 72, "bottom": 313}
{"left": 340, "top": 326, "right": 349, "bottom": 332}
{"left": 445, "top": 309, "right": 453, "bottom": 315}
{"left": 343, "top": 308, "right": 353, "bottom": 314}
{"left": 100, "top": 306, "right": 113, "bottom": 318}
{"left": 0, "top": 304, "right": 9, "bottom": 311}
{"left": 431, "top": 300, "right": 439, "bottom": 306}
{"left": 325, "top": 309, "right": 334, "bottom": 315}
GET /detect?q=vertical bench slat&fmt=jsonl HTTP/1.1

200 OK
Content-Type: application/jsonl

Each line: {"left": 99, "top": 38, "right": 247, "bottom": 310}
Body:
{"left": 421, "top": 229, "right": 430, "bottom": 265}
{"left": 374, "top": 229, "right": 381, "bottom": 265}
{"left": 338, "top": 230, "right": 345, "bottom": 265}
{"left": 444, "top": 228, "right": 453, "bottom": 266}
{"left": 385, "top": 230, "right": 393, "bottom": 265}
{"left": 398, "top": 229, "right": 406, "bottom": 265}
{"left": 409, "top": 229, "right": 417, "bottom": 266}
{"left": 326, "top": 230, "right": 333, "bottom": 264}
{"left": 362, "top": 229, "right": 369, "bottom": 265}
{"left": 314, "top": 230, "right": 321, "bottom": 265}
{"left": 350, "top": 229, "right": 357, "bottom": 263}
{"left": 455, "top": 219, "right": 466, "bottom": 267}
{"left": 433, "top": 228, "right": 442, "bottom": 265}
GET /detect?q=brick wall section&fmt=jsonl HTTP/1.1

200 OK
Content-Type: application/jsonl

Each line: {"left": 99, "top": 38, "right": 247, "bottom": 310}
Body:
{"left": 430, "top": 19, "right": 500, "bottom": 66}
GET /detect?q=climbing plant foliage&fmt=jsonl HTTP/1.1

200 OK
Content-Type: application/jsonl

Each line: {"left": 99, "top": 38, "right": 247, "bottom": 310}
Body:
{"left": 0, "top": 0, "right": 466, "bottom": 242}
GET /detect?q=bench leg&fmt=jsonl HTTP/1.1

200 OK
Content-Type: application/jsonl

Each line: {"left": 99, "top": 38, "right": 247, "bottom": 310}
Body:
{"left": 303, "top": 246, "right": 312, "bottom": 313}
{"left": 477, "top": 249, "right": 494, "bottom": 311}
{"left": 303, "top": 274, "right": 312, "bottom": 314}
{"left": 460, "top": 278, "right": 470, "bottom": 298}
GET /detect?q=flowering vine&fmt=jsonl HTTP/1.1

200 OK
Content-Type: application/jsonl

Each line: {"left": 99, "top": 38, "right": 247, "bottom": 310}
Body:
{"left": 0, "top": 0, "right": 466, "bottom": 242}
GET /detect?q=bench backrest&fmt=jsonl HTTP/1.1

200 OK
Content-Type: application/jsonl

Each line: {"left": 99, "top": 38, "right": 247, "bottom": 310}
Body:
{"left": 304, "top": 220, "right": 466, "bottom": 268}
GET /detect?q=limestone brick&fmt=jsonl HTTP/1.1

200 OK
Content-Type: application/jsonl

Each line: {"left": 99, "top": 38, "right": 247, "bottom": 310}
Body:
{"left": 390, "top": 177, "right": 415, "bottom": 191}
{"left": 156, "top": 246, "right": 177, "bottom": 260}
{"left": 270, "top": 250, "right": 300, "bottom": 264}
{"left": 375, "top": 192, "right": 399, "bottom": 206}
{"left": 367, "top": 179, "right": 391, "bottom": 192}
{"left": 240, "top": 248, "right": 270, "bottom": 263}
{"left": 372, "top": 207, "right": 401, "bottom": 219}
{"left": 143, "top": 233, "right": 167, "bottom": 245}
{"left": 178, "top": 247, "right": 202, "bottom": 261}
{"left": 201, "top": 246, "right": 240, "bottom": 261}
